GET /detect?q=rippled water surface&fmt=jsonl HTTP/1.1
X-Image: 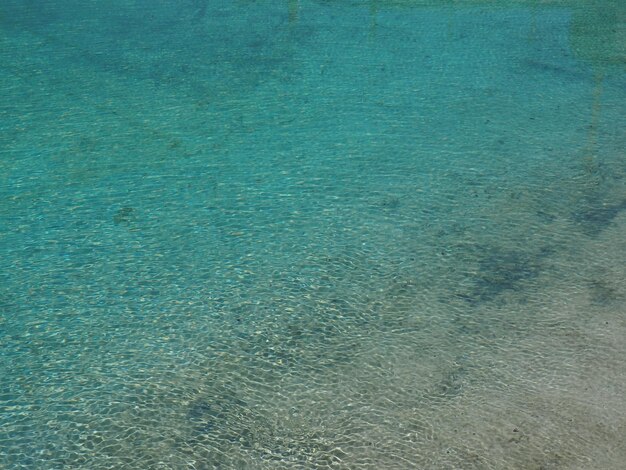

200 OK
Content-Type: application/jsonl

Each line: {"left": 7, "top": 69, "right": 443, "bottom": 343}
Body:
{"left": 1, "top": 1, "right": 625, "bottom": 468}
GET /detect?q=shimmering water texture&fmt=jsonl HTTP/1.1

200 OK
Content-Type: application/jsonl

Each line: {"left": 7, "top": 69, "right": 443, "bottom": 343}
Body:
{"left": 1, "top": 1, "right": 625, "bottom": 468}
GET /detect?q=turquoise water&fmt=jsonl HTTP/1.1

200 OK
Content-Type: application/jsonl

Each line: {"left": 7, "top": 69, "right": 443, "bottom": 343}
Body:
{"left": 1, "top": 1, "right": 625, "bottom": 468}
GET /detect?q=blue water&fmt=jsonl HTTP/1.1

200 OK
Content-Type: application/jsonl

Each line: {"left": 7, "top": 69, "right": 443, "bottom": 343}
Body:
{"left": 1, "top": 1, "right": 625, "bottom": 468}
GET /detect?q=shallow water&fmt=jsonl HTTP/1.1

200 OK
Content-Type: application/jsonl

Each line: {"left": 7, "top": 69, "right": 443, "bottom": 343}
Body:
{"left": 1, "top": 1, "right": 625, "bottom": 468}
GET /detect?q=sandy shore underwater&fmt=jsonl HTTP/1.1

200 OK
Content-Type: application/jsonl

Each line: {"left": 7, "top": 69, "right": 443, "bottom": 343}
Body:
{"left": 1, "top": 0, "right": 625, "bottom": 468}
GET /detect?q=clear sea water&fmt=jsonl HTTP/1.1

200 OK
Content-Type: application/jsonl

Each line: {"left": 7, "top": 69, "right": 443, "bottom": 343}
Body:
{"left": 1, "top": 1, "right": 625, "bottom": 468}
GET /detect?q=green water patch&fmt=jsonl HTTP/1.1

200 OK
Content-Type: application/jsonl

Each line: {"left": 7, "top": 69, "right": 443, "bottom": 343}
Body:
{"left": 1, "top": 0, "right": 625, "bottom": 468}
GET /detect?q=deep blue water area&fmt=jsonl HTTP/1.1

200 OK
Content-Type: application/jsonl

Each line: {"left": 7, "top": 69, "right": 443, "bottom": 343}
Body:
{"left": 1, "top": 1, "right": 625, "bottom": 468}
